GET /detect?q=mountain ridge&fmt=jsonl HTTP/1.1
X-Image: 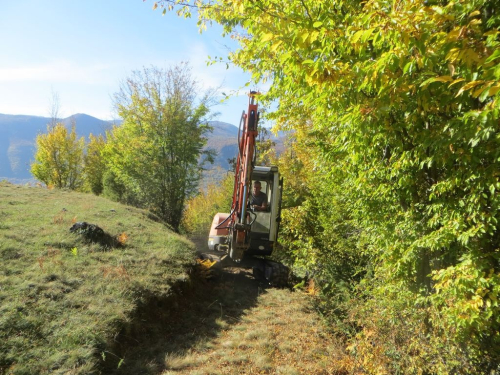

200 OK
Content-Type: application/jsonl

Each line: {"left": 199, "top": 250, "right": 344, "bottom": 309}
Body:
{"left": 0, "top": 113, "right": 270, "bottom": 184}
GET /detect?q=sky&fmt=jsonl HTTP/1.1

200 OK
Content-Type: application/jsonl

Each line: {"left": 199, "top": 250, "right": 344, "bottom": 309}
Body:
{"left": 0, "top": 0, "right": 254, "bottom": 125}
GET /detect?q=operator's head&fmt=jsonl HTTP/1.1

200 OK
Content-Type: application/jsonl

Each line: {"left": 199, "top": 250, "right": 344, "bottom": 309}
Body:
{"left": 253, "top": 181, "right": 262, "bottom": 195}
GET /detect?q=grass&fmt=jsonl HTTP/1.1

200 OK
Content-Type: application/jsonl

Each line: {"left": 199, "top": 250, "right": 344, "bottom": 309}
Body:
{"left": 0, "top": 182, "right": 196, "bottom": 374}
{"left": 157, "top": 267, "right": 348, "bottom": 375}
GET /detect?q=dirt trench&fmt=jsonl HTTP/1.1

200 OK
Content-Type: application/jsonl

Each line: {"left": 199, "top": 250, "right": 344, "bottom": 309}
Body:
{"left": 102, "top": 237, "right": 347, "bottom": 375}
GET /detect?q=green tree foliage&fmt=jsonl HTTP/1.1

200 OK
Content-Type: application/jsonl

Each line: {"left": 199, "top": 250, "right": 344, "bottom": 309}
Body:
{"left": 104, "top": 63, "right": 215, "bottom": 231}
{"left": 255, "top": 127, "right": 276, "bottom": 166}
{"left": 102, "top": 169, "right": 136, "bottom": 204}
{"left": 31, "top": 123, "right": 85, "bottom": 189}
{"left": 83, "top": 134, "right": 106, "bottom": 195}
{"left": 272, "top": 124, "right": 367, "bottom": 323}
{"left": 159, "top": 0, "right": 500, "bottom": 371}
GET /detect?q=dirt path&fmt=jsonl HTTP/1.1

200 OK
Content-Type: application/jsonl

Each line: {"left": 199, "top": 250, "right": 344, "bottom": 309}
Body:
{"left": 110, "top": 239, "right": 346, "bottom": 375}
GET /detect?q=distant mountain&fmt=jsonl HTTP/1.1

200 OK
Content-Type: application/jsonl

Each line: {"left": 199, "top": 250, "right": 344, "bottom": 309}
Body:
{"left": 61, "top": 113, "right": 116, "bottom": 139}
{"left": 0, "top": 114, "right": 287, "bottom": 185}
{"left": 0, "top": 113, "right": 118, "bottom": 182}
{"left": 209, "top": 121, "right": 239, "bottom": 137}
{"left": 205, "top": 121, "right": 238, "bottom": 171}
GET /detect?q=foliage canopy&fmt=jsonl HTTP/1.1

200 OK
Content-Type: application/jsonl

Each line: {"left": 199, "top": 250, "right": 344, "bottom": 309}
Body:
{"left": 83, "top": 134, "right": 106, "bottom": 195}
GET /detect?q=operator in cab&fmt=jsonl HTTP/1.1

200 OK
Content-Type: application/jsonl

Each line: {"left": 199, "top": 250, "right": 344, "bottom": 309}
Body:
{"left": 250, "top": 180, "right": 268, "bottom": 211}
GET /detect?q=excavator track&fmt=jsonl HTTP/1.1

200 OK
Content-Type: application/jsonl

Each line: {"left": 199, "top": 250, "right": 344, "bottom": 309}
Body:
{"left": 265, "top": 261, "right": 290, "bottom": 288}
{"left": 250, "top": 258, "right": 290, "bottom": 288}
{"left": 196, "top": 240, "right": 289, "bottom": 288}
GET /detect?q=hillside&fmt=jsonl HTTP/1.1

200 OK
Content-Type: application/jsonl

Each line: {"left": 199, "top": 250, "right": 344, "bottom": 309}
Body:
{"left": 0, "top": 182, "right": 196, "bottom": 374}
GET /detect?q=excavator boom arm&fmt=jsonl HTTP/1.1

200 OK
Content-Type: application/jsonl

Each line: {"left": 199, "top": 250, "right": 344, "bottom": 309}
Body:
{"left": 227, "top": 92, "right": 260, "bottom": 259}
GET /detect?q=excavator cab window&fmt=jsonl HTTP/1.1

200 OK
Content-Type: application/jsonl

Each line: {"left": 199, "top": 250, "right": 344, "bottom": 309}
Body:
{"left": 251, "top": 179, "right": 272, "bottom": 234}
{"left": 260, "top": 181, "right": 268, "bottom": 196}
{"left": 251, "top": 179, "right": 270, "bottom": 211}
{"left": 261, "top": 180, "right": 270, "bottom": 209}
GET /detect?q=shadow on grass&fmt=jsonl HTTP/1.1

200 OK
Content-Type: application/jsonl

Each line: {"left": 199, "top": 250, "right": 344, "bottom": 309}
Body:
{"left": 101, "top": 256, "right": 267, "bottom": 374}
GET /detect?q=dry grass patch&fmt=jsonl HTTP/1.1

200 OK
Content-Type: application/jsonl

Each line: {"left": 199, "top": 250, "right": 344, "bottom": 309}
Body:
{"left": 160, "top": 286, "right": 346, "bottom": 374}
{"left": 164, "top": 352, "right": 207, "bottom": 370}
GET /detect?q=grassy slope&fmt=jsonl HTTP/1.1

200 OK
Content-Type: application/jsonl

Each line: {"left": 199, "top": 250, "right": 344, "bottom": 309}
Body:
{"left": 0, "top": 182, "right": 196, "bottom": 374}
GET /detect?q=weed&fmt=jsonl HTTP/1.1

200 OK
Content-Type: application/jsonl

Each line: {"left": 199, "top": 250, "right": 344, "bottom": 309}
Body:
{"left": 253, "top": 353, "right": 272, "bottom": 370}
{"left": 243, "top": 331, "right": 261, "bottom": 340}
{"left": 214, "top": 318, "right": 229, "bottom": 329}
{"left": 164, "top": 352, "right": 201, "bottom": 370}
{"left": 276, "top": 365, "right": 301, "bottom": 375}
{"left": 221, "top": 340, "right": 236, "bottom": 349}
{"left": 117, "top": 232, "right": 128, "bottom": 245}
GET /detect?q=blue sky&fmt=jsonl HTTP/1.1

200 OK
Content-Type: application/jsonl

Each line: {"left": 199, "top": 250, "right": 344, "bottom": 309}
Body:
{"left": 0, "top": 0, "right": 254, "bottom": 124}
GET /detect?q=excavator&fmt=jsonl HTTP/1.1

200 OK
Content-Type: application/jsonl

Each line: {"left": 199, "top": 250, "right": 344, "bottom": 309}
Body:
{"left": 207, "top": 91, "right": 289, "bottom": 287}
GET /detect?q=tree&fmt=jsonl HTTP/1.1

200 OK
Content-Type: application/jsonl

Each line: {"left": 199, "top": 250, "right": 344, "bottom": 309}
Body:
{"left": 255, "top": 127, "right": 276, "bottom": 166}
{"left": 31, "top": 123, "right": 84, "bottom": 189}
{"left": 104, "top": 63, "right": 215, "bottom": 230}
{"left": 83, "top": 134, "right": 107, "bottom": 195}
{"left": 158, "top": 0, "right": 500, "bottom": 371}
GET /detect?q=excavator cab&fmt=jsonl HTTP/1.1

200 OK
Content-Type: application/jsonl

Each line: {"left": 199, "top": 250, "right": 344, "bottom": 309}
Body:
{"left": 247, "top": 166, "right": 282, "bottom": 256}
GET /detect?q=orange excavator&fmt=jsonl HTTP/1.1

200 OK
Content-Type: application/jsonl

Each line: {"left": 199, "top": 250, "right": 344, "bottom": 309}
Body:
{"left": 207, "top": 92, "right": 288, "bottom": 286}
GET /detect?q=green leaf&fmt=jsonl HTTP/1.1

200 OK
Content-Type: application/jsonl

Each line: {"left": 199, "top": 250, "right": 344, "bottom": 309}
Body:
{"left": 361, "top": 28, "right": 375, "bottom": 43}
{"left": 403, "top": 61, "right": 414, "bottom": 74}
{"left": 420, "top": 75, "right": 453, "bottom": 87}
{"left": 485, "top": 49, "right": 500, "bottom": 64}
{"left": 261, "top": 33, "right": 274, "bottom": 42}
{"left": 479, "top": 86, "right": 491, "bottom": 102}
{"left": 351, "top": 30, "right": 364, "bottom": 44}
